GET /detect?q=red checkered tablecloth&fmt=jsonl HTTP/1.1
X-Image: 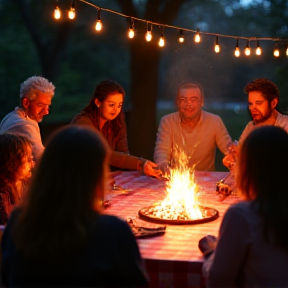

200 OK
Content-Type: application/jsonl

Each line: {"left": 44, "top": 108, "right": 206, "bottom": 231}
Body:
{"left": 103, "top": 170, "right": 241, "bottom": 288}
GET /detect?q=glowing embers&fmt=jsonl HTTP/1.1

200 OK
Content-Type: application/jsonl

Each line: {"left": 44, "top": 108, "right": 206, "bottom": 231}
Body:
{"left": 138, "top": 150, "right": 219, "bottom": 224}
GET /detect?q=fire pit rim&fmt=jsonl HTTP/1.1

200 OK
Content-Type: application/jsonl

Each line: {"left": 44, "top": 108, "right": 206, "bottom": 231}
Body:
{"left": 138, "top": 204, "right": 219, "bottom": 225}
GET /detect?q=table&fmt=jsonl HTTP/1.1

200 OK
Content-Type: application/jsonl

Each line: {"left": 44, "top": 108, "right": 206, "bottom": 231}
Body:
{"left": 103, "top": 170, "right": 241, "bottom": 288}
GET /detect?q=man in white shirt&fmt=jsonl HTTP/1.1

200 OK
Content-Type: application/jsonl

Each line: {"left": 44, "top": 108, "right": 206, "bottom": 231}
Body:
{"left": 0, "top": 76, "right": 55, "bottom": 161}
{"left": 223, "top": 78, "right": 288, "bottom": 168}
{"left": 154, "top": 82, "right": 232, "bottom": 174}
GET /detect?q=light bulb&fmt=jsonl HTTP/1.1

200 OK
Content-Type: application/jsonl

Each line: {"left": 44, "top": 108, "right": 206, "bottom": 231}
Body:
{"left": 245, "top": 47, "right": 251, "bottom": 56}
{"left": 54, "top": 6, "right": 61, "bottom": 19}
{"left": 145, "top": 23, "right": 152, "bottom": 42}
{"left": 179, "top": 30, "right": 184, "bottom": 43}
{"left": 68, "top": 8, "right": 75, "bottom": 19}
{"left": 95, "top": 20, "right": 102, "bottom": 31}
{"left": 286, "top": 46, "right": 288, "bottom": 56}
{"left": 244, "top": 40, "right": 250, "bottom": 56}
{"left": 214, "top": 36, "right": 220, "bottom": 53}
{"left": 128, "top": 18, "right": 134, "bottom": 39}
{"left": 128, "top": 29, "right": 134, "bottom": 38}
{"left": 145, "top": 31, "right": 152, "bottom": 41}
{"left": 159, "top": 37, "right": 165, "bottom": 47}
{"left": 274, "top": 48, "right": 280, "bottom": 57}
{"left": 234, "top": 39, "right": 240, "bottom": 57}
{"left": 195, "top": 30, "right": 201, "bottom": 43}
{"left": 256, "top": 41, "right": 262, "bottom": 55}
{"left": 235, "top": 47, "right": 240, "bottom": 57}
{"left": 95, "top": 9, "right": 102, "bottom": 31}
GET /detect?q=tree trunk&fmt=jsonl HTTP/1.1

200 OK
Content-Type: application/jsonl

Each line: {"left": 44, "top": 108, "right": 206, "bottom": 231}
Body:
{"left": 117, "top": 0, "right": 188, "bottom": 161}
{"left": 127, "top": 40, "right": 160, "bottom": 160}
{"left": 12, "top": 0, "right": 74, "bottom": 81}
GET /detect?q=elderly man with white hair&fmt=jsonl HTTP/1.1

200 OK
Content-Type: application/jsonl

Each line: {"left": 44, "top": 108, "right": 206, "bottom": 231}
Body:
{"left": 0, "top": 76, "right": 55, "bottom": 161}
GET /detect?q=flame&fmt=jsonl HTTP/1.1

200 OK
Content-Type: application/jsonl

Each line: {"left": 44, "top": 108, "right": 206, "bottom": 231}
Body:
{"left": 153, "top": 149, "right": 203, "bottom": 220}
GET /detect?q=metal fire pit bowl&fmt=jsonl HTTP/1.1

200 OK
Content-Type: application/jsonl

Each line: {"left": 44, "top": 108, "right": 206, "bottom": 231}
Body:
{"left": 138, "top": 205, "right": 219, "bottom": 225}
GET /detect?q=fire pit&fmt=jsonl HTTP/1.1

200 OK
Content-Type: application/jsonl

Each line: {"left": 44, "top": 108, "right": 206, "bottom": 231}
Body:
{"left": 139, "top": 150, "right": 219, "bottom": 225}
{"left": 138, "top": 204, "right": 218, "bottom": 225}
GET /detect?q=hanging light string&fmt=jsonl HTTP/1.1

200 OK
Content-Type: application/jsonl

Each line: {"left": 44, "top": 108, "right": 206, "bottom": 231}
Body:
{"left": 55, "top": 0, "right": 288, "bottom": 56}
{"left": 76, "top": 0, "right": 287, "bottom": 42}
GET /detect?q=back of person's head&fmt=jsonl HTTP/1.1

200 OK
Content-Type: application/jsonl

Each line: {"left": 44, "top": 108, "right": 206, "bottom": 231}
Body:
{"left": 236, "top": 125, "right": 288, "bottom": 248}
{"left": 244, "top": 78, "right": 279, "bottom": 103}
{"left": 13, "top": 125, "right": 110, "bottom": 260}
{"left": 0, "top": 133, "right": 32, "bottom": 184}
{"left": 20, "top": 76, "right": 55, "bottom": 102}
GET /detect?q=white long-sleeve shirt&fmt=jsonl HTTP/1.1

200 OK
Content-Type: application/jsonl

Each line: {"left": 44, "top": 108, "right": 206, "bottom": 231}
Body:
{"left": 154, "top": 110, "right": 232, "bottom": 171}
{"left": 0, "top": 107, "right": 44, "bottom": 161}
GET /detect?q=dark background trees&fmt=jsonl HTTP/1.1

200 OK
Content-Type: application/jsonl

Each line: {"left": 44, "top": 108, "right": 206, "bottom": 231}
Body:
{"left": 1, "top": 0, "right": 287, "bottom": 162}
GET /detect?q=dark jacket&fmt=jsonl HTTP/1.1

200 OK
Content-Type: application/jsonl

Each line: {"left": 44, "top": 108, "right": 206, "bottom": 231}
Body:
{"left": 1, "top": 209, "right": 148, "bottom": 287}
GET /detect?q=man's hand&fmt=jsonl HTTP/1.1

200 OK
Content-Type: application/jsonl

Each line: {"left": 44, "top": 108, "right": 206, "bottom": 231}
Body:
{"left": 223, "top": 142, "right": 238, "bottom": 169}
{"left": 143, "top": 160, "right": 162, "bottom": 179}
{"left": 198, "top": 234, "right": 217, "bottom": 258}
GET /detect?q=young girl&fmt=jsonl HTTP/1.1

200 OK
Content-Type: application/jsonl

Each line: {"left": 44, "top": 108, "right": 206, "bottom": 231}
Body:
{"left": 0, "top": 133, "right": 34, "bottom": 224}
{"left": 71, "top": 80, "right": 161, "bottom": 178}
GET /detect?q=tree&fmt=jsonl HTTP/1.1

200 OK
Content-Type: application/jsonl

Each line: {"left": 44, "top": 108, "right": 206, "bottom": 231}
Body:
{"left": 11, "top": 0, "right": 74, "bottom": 82}
{"left": 115, "top": 0, "right": 190, "bottom": 160}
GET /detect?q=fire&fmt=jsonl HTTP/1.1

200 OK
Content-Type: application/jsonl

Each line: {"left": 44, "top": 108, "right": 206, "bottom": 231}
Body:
{"left": 153, "top": 149, "right": 203, "bottom": 220}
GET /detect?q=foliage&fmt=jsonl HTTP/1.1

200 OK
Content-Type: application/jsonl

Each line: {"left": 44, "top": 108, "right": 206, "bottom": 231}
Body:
{"left": 1, "top": 0, "right": 288, "bottom": 161}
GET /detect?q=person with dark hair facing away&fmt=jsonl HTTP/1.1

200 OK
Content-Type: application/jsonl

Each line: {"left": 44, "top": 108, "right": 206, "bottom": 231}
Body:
{"left": 199, "top": 125, "right": 288, "bottom": 287}
{"left": 71, "top": 80, "right": 161, "bottom": 178}
{"left": 0, "top": 134, "right": 34, "bottom": 225}
{"left": 223, "top": 78, "right": 288, "bottom": 168}
{"left": 1, "top": 125, "right": 148, "bottom": 287}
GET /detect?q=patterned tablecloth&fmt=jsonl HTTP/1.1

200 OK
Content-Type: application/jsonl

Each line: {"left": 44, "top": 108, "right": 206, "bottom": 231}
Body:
{"left": 103, "top": 170, "right": 241, "bottom": 288}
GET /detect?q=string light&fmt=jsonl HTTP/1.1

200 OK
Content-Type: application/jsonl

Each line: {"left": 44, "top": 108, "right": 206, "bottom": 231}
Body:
{"left": 53, "top": 0, "right": 61, "bottom": 20}
{"left": 158, "top": 26, "right": 165, "bottom": 47}
{"left": 244, "top": 40, "right": 250, "bottom": 56}
{"left": 145, "top": 23, "right": 152, "bottom": 42}
{"left": 95, "top": 8, "right": 102, "bottom": 31}
{"left": 179, "top": 29, "right": 184, "bottom": 43}
{"left": 235, "top": 38, "right": 240, "bottom": 57}
{"left": 273, "top": 43, "right": 280, "bottom": 57}
{"left": 256, "top": 40, "right": 262, "bottom": 56}
{"left": 214, "top": 35, "right": 220, "bottom": 53}
{"left": 68, "top": 0, "right": 76, "bottom": 20}
{"left": 128, "top": 18, "right": 135, "bottom": 39}
{"left": 194, "top": 29, "right": 201, "bottom": 43}
{"left": 53, "top": 1, "right": 288, "bottom": 58}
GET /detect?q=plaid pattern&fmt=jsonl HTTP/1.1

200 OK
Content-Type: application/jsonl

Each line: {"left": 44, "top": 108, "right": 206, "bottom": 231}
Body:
{"left": 103, "top": 171, "right": 241, "bottom": 288}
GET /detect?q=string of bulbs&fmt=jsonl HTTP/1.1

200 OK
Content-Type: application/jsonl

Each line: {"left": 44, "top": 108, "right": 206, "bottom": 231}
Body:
{"left": 53, "top": 0, "right": 288, "bottom": 58}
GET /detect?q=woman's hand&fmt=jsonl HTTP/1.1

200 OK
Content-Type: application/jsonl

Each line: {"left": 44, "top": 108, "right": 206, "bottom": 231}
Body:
{"left": 143, "top": 160, "right": 162, "bottom": 179}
